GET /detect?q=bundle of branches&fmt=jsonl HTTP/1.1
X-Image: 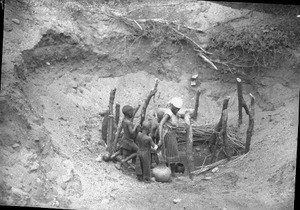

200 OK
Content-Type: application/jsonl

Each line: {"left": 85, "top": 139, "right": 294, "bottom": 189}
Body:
{"left": 176, "top": 124, "right": 244, "bottom": 151}
{"left": 105, "top": 9, "right": 218, "bottom": 70}
{"left": 207, "top": 24, "right": 296, "bottom": 74}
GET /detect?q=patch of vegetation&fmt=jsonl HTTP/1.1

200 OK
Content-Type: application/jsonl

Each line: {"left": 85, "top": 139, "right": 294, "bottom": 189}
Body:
{"left": 63, "top": 1, "right": 84, "bottom": 20}
{"left": 207, "top": 24, "right": 297, "bottom": 73}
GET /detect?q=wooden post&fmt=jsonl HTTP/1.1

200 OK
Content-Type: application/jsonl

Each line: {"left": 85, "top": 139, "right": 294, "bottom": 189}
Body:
{"left": 237, "top": 78, "right": 250, "bottom": 127}
{"left": 134, "top": 78, "right": 159, "bottom": 130}
{"left": 209, "top": 96, "right": 230, "bottom": 163}
{"left": 101, "top": 110, "right": 109, "bottom": 144}
{"left": 220, "top": 109, "right": 230, "bottom": 159}
{"left": 245, "top": 94, "right": 255, "bottom": 153}
{"left": 215, "top": 96, "right": 230, "bottom": 131}
{"left": 191, "top": 90, "right": 201, "bottom": 120}
{"left": 115, "top": 103, "right": 120, "bottom": 127}
{"left": 184, "top": 112, "right": 194, "bottom": 180}
{"left": 107, "top": 88, "right": 116, "bottom": 153}
{"left": 133, "top": 104, "right": 141, "bottom": 119}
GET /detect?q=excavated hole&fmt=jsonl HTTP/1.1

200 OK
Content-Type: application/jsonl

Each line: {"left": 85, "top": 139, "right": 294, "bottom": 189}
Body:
{"left": 14, "top": 29, "right": 245, "bottom": 179}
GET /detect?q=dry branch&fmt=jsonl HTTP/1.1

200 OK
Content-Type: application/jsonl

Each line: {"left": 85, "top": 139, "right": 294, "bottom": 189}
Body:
{"left": 134, "top": 78, "right": 159, "bottom": 129}
{"left": 245, "top": 93, "right": 255, "bottom": 153}
{"left": 106, "top": 10, "right": 219, "bottom": 70}
{"left": 168, "top": 27, "right": 211, "bottom": 55}
{"left": 192, "top": 159, "right": 228, "bottom": 175}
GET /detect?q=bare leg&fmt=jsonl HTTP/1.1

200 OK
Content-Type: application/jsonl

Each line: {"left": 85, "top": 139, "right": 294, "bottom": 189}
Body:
{"left": 121, "top": 153, "right": 137, "bottom": 165}
{"left": 111, "top": 150, "right": 120, "bottom": 159}
{"left": 170, "top": 163, "right": 176, "bottom": 177}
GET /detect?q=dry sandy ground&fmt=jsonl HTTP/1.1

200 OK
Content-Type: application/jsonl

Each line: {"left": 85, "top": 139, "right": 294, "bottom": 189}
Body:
{"left": 0, "top": 0, "right": 298, "bottom": 209}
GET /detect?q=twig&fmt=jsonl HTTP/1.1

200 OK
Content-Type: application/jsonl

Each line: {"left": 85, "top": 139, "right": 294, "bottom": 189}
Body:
{"left": 198, "top": 53, "right": 218, "bottom": 70}
{"left": 170, "top": 27, "right": 212, "bottom": 55}
{"left": 133, "top": 19, "right": 143, "bottom": 30}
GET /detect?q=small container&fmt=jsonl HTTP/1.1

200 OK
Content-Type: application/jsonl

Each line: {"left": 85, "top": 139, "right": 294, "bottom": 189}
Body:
{"left": 175, "top": 163, "right": 185, "bottom": 173}
{"left": 152, "top": 163, "right": 171, "bottom": 182}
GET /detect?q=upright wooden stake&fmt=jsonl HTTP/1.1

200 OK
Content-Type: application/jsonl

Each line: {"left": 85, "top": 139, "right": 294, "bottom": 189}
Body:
{"left": 245, "top": 94, "right": 255, "bottom": 153}
{"left": 237, "top": 78, "right": 250, "bottom": 127}
{"left": 215, "top": 96, "right": 230, "bottom": 131}
{"left": 107, "top": 88, "right": 116, "bottom": 153}
{"left": 101, "top": 110, "right": 109, "bottom": 144}
{"left": 115, "top": 103, "right": 120, "bottom": 127}
{"left": 134, "top": 78, "right": 159, "bottom": 130}
{"left": 184, "top": 112, "right": 194, "bottom": 180}
{"left": 220, "top": 109, "right": 230, "bottom": 159}
{"left": 209, "top": 96, "right": 230, "bottom": 163}
{"left": 191, "top": 90, "right": 201, "bottom": 120}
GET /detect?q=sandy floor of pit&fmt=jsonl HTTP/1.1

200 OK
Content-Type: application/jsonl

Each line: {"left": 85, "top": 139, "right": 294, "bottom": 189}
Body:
{"left": 1, "top": 1, "right": 298, "bottom": 209}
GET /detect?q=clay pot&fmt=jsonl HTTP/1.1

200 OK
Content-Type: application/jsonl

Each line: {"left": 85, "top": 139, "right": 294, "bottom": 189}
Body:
{"left": 175, "top": 163, "right": 185, "bottom": 173}
{"left": 152, "top": 163, "right": 171, "bottom": 182}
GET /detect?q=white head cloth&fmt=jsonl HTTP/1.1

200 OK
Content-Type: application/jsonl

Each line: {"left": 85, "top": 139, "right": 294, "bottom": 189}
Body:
{"left": 169, "top": 97, "right": 183, "bottom": 109}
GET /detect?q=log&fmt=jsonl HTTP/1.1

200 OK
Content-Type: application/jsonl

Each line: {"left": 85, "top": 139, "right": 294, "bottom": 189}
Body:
{"left": 134, "top": 78, "right": 159, "bottom": 130}
{"left": 107, "top": 88, "right": 116, "bottom": 153}
{"left": 191, "top": 90, "right": 201, "bottom": 120}
{"left": 237, "top": 78, "right": 250, "bottom": 127}
{"left": 192, "top": 159, "right": 228, "bottom": 175}
{"left": 192, "top": 155, "right": 240, "bottom": 175}
{"left": 245, "top": 94, "right": 255, "bottom": 153}
{"left": 184, "top": 112, "right": 194, "bottom": 180}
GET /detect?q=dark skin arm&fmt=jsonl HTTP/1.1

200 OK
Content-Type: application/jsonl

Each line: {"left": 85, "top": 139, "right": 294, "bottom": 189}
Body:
{"left": 150, "top": 120, "right": 158, "bottom": 139}
{"left": 158, "top": 114, "right": 170, "bottom": 148}
{"left": 124, "top": 119, "right": 139, "bottom": 138}
{"left": 149, "top": 136, "right": 156, "bottom": 148}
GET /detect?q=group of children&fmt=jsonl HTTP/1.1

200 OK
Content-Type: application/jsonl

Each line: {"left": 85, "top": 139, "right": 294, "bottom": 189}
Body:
{"left": 119, "top": 105, "right": 164, "bottom": 183}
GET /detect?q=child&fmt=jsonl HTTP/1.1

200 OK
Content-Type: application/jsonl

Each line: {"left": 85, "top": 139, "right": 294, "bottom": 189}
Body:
{"left": 135, "top": 121, "right": 158, "bottom": 182}
{"left": 120, "top": 105, "right": 139, "bottom": 161}
{"left": 149, "top": 109, "right": 165, "bottom": 166}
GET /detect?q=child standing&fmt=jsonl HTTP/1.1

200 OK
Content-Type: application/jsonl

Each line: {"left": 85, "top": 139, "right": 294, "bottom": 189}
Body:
{"left": 135, "top": 121, "right": 158, "bottom": 182}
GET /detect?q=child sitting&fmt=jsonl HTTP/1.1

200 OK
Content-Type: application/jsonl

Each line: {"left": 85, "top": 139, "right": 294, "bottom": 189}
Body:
{"left": 120, "top": 105, "right": 139, "bottom": 163}
{"left": 135, "top": 121, "right": 158, "bottom": 182}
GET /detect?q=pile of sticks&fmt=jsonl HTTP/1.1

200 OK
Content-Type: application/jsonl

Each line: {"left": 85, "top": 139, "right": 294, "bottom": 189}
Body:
{"left": 176, "top": 124, "right": 244, "bottom": 150}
